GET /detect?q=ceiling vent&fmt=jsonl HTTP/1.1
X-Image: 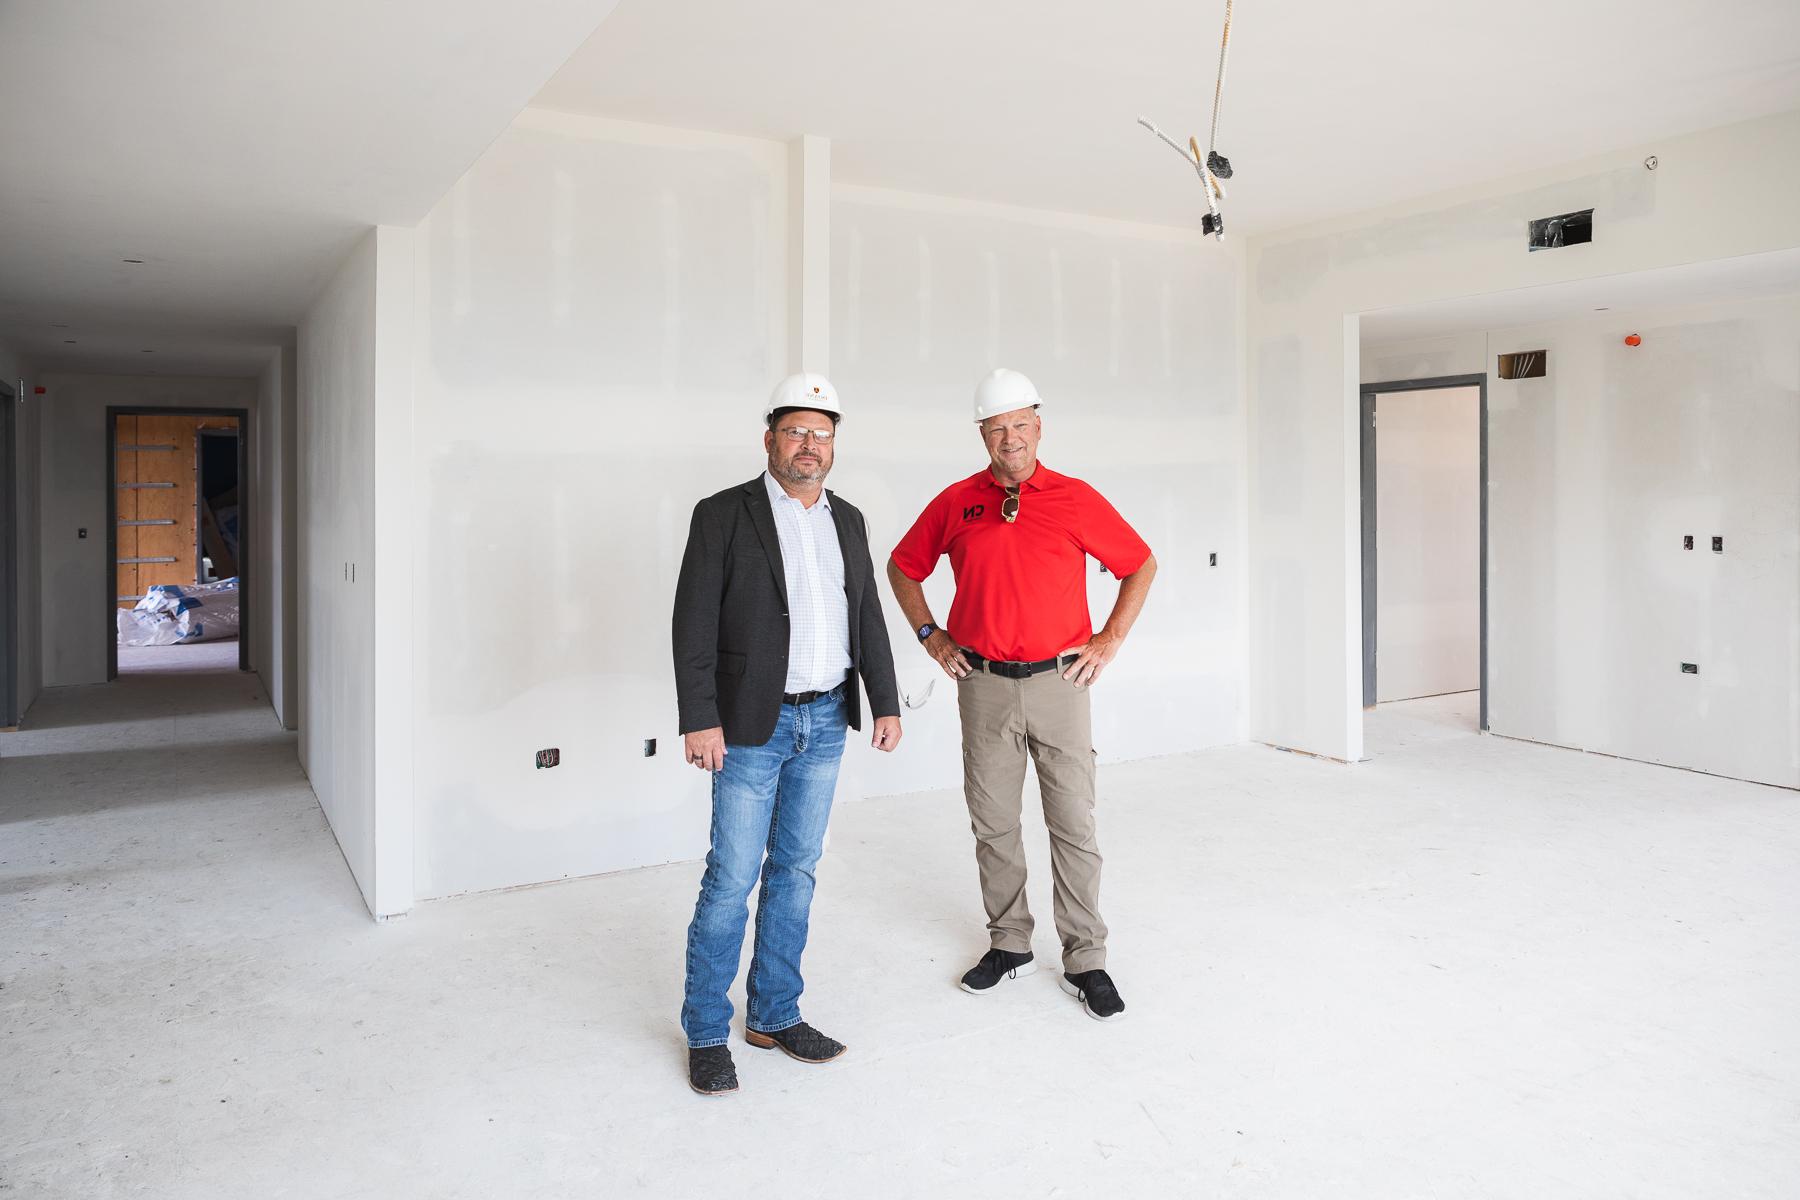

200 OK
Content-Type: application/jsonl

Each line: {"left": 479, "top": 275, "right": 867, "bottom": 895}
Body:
{"left": 1529, "top": 208, "right": 1593, "bottom": 251}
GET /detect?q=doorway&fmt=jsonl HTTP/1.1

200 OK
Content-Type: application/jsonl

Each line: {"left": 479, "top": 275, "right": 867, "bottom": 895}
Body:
{"left": 1360, "top": 375, "right": 1488, "bottom": 730}
{"left": 107, "top": 407, "right": 250, "bottom": 679}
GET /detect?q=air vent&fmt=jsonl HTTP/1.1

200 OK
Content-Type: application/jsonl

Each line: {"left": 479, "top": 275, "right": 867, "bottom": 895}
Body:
{"left": 1498, "top": 350, "right": 1548, "bottom": 379}
{"left": 1529, "top": 208, "right": 1593, "bottom": 251}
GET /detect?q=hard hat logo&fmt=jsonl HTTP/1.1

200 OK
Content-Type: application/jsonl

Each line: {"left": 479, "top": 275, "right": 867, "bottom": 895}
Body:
{"left": 973, "top": 368, "right": 1043, "bottom": 423}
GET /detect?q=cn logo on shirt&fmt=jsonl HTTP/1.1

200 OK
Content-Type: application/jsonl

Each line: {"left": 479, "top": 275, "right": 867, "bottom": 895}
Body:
{"left": 962, "top": 504, "right": 985, "bottom": 522}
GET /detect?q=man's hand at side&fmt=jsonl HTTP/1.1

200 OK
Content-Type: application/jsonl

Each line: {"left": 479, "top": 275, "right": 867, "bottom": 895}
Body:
{"left": 684, "top": 727, "right": 727, "bottom": 772}
{"left": 872, "top": 715, "right": 902, "bottom": 752}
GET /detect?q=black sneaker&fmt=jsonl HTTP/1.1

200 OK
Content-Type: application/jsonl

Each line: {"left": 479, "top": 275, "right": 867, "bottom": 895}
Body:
{"left": 688, "top": 1046, "right": 739, "bottom": 1096}
{"left": 1060, "top": 969, "right": 1126, "bottom": 1021}
{"left": 745, "top": 1021, "right": 846, "bottom": 1063}
{"left": 959, "top": 947, "right": 1038, "bottom": 994}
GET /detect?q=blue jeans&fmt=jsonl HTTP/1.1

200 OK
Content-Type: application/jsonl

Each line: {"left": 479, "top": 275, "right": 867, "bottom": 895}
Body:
{"left": 681, "top": 689, "right": 847, "bottom": 1049}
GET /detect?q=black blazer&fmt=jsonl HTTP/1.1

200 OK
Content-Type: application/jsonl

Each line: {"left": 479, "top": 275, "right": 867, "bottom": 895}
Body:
{"left": 673, "top": 476, "right": 901, "bottom": 747}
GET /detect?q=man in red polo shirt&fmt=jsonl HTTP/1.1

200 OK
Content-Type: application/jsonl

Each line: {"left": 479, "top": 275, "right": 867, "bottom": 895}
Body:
{"left": 887, "top": 368, "right": 1157, "bottom": 1022}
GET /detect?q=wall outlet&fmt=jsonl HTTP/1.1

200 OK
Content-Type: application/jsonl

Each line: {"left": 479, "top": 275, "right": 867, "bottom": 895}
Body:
{"left": 1209, "top": 552, "right": 1218, "bottom": 567}
{"left": 535, "top": 748, "right": 560, "bottom": 769}
{"left": 643, "top": 738, "right": 656, "bottom": 757}
{"left": 1680, "top": 663, "right": 1698, "bottom": 675}
{"left": 1712, "top": 536, "right": 1723, "bottom": 553}
{"left": 1682, "top": 535, "right": 1693, "bottom": 550}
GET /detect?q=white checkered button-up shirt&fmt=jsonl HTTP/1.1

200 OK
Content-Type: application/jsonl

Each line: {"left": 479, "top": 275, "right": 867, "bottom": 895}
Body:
{"left": 763, "top": 472, "right": 853, "bottom": 693}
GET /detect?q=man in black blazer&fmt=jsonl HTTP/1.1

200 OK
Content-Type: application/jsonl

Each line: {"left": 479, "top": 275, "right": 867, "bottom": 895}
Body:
{"left": 672, "top": 372, "right": 902, "bottom": 1097}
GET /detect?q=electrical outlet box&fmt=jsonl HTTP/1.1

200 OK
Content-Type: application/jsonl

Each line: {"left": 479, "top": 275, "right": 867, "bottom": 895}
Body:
{"left": 1680, "top": 663, "right": 1698, "bottom": 675}
{"left": 535, "top": 748, "right": 560, "bottom": 769}
{"left": 643, "top": 738, "right": 656, "bottom": 758}
{"left": 1209, "top": 552, "right": 1218, "bottom": 567}
{"left": 1712, "top": 536, "right": 1723, "bottom": 553}
{"left": 1682, "top": 535, "right": 1693, "bottom": 550}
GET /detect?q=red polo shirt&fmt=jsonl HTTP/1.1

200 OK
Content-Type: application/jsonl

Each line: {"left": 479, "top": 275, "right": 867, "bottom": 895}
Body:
{"left": 891, "top": 463, "right": 1151, "bottom": 662}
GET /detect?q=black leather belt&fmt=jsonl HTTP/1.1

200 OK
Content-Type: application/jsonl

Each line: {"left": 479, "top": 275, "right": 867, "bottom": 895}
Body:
{"left": 782, "top": 678, "right": 847, "bottom": 706}
{"left": 965, "top": 651, "right": 1073, "bottom": 680}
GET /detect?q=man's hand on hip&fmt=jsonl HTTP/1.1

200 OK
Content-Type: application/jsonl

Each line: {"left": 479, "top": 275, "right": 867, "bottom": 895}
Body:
{"left": 1062, "top": 630, "right": 1122, "bottom": 688}
{"left": 872, "top": 715, "right": 902, "bottom": 752}
{"left": 684, "top": 727, "right": 727, "bottom": 772}
{"left": 924, "top": 629, "right": 971, "bottom": 679}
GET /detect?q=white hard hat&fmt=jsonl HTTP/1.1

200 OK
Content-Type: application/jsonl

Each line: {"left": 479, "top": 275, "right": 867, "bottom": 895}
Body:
{"left": 765, "top": 372, "right": 842, "bottom": 423}
{"left": 972, "top": 368, "right": 1042, "bottom": 423}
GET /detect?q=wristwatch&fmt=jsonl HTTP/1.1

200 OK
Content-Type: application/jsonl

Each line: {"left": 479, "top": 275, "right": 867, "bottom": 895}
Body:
{"left": 916, "top": 623, "right": 937, "bottom": 643}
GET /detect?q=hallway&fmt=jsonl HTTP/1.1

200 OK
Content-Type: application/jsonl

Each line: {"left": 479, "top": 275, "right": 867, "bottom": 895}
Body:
{"left": 3, "top": 677, "right": 1797, "bottom": 1198}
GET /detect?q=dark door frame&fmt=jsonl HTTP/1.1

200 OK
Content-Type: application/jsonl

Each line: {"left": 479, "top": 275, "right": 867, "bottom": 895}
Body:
{"left": 1, "top": 379, "right": 17, "bottom": 727}
{"left": 106, "top": 406, "right": 251, "bottom": 680}
{"left": 1360, "top": 374, "right": 1489, "bottom": 731}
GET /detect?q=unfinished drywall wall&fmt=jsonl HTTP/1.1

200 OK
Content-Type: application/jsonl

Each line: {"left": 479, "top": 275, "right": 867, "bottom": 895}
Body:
{"left": 298, "top": 235, "right": 380, "bottom": 912}
{"left": 34, "top": 373, "right": 256, "bottom": 687}
{"left": 1, "top": 341, "right": 41, "bottom": 724}
{"left": 1478, "top": 295, "right": 1796, "bottom": 787}
{"left": 253, "top": 345, "right": 299, "bottom": 729}
{"left": 399, "top": 108, "right": 1249, "bottom": 902}
{"left": 1246, "top": 108, "right": 1800, "bottom": 762}
{"left": 1372, "top": 386, "right": 1481, "bottom": 703}
{"left": 298, "top": 228, "right": 414, "bottom": 917}
{"left": 827, "top": 185, "right": 1248, "bottom": 802}
{"left": 407, "top": 111, "right": 789, "bottom": 899}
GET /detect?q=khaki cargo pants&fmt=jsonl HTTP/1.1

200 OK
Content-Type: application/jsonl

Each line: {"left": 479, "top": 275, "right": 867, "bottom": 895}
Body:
{"left": 957, "top": 659, "right": 1107, "bottom": 973}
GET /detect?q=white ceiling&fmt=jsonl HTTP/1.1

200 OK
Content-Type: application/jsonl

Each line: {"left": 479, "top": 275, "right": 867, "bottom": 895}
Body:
{"left": 1359, "top": 248, "right": 1800, "bottom": 342}
{"left": 4, "top": 1, "right": 1796, "bottom": 378}
{"left": 0, "top": 0, "right": 620, "bottom": 376}
{"left": 538, "top": 0, "right": 1800, "bottom": 236}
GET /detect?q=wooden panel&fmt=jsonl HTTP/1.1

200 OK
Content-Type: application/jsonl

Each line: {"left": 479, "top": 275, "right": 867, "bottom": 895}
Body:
{"left": 115, "top": 415, "right": 137, "bottom": 605}
{"left": 120, "top": 413, "right": 198, "bottom": 594}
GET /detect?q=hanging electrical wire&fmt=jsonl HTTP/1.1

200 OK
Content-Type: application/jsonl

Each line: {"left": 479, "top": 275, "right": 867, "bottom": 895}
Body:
{"left": 1137, "top": 0, "right": 1236, "bottom": 240}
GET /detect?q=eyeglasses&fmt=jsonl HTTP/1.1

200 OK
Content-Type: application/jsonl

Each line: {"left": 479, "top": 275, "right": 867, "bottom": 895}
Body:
{"left": 1002, "top": 484, "right": 1021, "bottom": 524}
{"left": 777, "top": 426, "right": 835, "bottom": 444}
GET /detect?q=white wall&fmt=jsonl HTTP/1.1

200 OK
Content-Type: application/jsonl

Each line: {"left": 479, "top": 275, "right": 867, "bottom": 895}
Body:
{"left": 407, "top": 111, "right": 790, "bottom": 900}
{"left": 395, "top": 108, "right": 1249, "bottom": 903}
{"left": 253, "top": 346, "right": 299, "bottom": 729}
{"left": 34, "top": 373, "right": 257, "bottom": 687}
{"left": 1246, "top": 108, "right": 1800, "bottom": 762}
{"left": 828, "top": 185, "right": 1248, "bottom": 802}
{"left": 0, "top": 340, "right": 42, "bottom": 723}
{"left": 1533, "top": 297, "right": 1792, "bottom": 785}
{"left": 298, "top": 235, "right": 380, "bottom": 913}
{"left": 1373, "top": 386, "right": 1481, "bottom": 703}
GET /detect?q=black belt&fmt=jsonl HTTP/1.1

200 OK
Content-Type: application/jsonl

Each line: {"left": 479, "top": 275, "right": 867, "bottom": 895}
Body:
{"left": 965, "top": 651, "right": 1073, "bottom": 680}
{"left": 782, "top": 678, "right": 847, "bottom": 706}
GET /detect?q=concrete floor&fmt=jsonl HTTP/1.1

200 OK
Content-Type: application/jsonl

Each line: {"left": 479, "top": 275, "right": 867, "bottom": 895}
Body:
{"left": 118, "top": 638, "right": 241, "bottom": 676}
{"left": 2, "top": 679, "right": 1795, "bottom": 1198}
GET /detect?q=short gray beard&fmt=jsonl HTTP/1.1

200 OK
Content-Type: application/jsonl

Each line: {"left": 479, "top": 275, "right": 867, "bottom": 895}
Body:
{"left": 771, "top": 454, "right": 829, "bottom": 487}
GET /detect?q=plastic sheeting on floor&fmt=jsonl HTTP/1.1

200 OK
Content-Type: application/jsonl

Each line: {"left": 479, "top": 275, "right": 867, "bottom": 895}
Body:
{"left": 117, "top": 579, "right": 241, "bottom": 646}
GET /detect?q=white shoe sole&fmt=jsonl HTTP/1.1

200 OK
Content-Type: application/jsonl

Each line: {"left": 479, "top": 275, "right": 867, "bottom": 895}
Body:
{"left": 958, "top": 958, "right": 1038, "bottom": 994}
{"left": 1059, "top": 974, "right": 1126, "bottom": 1021}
